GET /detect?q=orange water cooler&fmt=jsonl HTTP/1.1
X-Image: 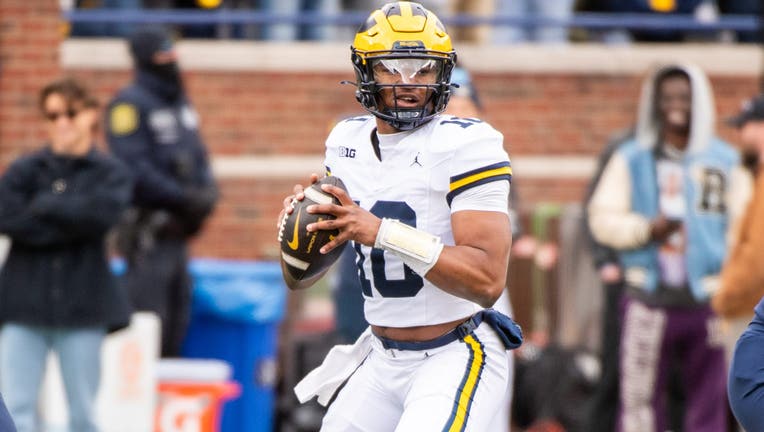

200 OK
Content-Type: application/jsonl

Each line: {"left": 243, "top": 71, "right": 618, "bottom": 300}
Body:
{"left": 154, "top": 360, "right": 241, "bottom": 432}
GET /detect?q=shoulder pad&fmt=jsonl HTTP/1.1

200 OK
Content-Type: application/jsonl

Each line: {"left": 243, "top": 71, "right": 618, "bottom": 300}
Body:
{"left": 327, "top": 116, "right": 374, "bottom": 148}
{"left": 341, "top": 115, "right": 372, "bottom": 123}
{"left": 429, "top": 115, "right": 502, "bottom": 150}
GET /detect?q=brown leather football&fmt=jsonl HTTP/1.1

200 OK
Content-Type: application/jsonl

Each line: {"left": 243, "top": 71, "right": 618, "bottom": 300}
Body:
{"left": 278, "top": 176, "right": 347, "bottom": 281}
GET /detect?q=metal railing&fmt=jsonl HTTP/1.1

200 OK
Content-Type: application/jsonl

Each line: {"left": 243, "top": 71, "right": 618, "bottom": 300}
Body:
{"left": 63, "top": 10, "right": 761, "bottom": 33}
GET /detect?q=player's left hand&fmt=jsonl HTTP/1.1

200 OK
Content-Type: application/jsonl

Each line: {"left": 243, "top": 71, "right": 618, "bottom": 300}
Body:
{"left": 305, "top": 183, "right": 381, "bottom": 254}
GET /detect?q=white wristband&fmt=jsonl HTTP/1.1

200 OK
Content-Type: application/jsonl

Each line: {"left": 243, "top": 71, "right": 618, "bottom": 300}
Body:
{"left": 374, "top": 218, "right": 444, "bottom": 277}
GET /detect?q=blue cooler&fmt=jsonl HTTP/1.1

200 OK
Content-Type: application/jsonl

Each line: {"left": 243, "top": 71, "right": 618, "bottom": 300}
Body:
{"left": 182, "top": 259, "right": 286, "bottom": 432}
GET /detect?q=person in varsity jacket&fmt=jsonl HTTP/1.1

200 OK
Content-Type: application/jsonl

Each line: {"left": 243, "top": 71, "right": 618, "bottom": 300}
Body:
{"left": 587, "top": 63, "right": 750, "bottom": 432}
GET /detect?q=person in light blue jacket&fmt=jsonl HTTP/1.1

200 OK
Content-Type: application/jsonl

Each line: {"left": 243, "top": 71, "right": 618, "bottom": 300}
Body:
{"left": 588, "top": 63, "right": 750, "bottom": 432}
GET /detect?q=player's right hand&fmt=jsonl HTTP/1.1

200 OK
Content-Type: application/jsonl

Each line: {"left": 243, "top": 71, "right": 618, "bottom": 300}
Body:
{"left": 276, "top": 173, "right": 319, "bottom": 229}
{"left": 304, "top": 182, "right": 381, "bottom": 254}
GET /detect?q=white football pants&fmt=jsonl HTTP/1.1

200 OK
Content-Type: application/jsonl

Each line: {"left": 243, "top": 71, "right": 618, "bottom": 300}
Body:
{"left": 321, "top": 323, "right": 510, "bottom": 431}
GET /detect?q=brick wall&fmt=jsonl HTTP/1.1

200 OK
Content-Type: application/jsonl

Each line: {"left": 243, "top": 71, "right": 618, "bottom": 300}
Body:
{"left": 76, "top": 71, "right": 764, "bottom": 259}
{"left": 1, "top": 7, "right": 760, "bottom": 260}
{"left": 0, "top": 1, "right": 62, "bottom": 166}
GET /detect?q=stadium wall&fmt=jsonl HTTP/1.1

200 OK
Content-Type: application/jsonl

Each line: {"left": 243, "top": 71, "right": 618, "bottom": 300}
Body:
{"left": 1, "top": 4, "right": 761, "bottom": 259}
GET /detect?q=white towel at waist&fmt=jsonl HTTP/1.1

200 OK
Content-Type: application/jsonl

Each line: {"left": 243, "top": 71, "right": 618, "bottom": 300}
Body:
{"left": 294, "top": 327, "right": 373, "bottom": 406}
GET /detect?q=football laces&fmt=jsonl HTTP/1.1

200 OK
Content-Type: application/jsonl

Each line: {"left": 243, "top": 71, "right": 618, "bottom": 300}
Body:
{"left": 276, "top": 198, "right": 298, "bottom": 242}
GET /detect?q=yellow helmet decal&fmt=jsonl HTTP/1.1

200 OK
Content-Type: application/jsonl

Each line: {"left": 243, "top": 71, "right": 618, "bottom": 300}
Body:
{"left": 387, "top": 2, "right": 427, "bottom": 32}
{"left": 353, "top": 2, "right": 452, "bottom": 60}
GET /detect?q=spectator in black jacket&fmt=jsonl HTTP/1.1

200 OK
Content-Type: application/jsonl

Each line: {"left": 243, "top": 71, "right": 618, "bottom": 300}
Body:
{"left": 106, "top": 27, "right": 218, "bottom": 357}
{"left": 0, "top": 77, "right": 133, "bottom": 432}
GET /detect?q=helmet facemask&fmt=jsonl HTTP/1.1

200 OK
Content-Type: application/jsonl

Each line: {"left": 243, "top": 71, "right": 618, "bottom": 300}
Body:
{"left": 352, "top": 49, "right": 455, "bottom": 131}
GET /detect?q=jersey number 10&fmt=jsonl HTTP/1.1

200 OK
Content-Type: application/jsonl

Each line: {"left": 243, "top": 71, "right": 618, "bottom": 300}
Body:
{"left": 353, "top": 201, "right": 424, "bottom": 298}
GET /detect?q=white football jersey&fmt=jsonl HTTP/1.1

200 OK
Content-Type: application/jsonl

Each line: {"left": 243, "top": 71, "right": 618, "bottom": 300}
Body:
{"left": 325, "top": 115, "right": 512, "bottom": 327}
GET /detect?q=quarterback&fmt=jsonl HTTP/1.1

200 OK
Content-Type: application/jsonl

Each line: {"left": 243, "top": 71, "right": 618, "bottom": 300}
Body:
{"left": 280, "top": 2, "right": 523, "bottom": 431}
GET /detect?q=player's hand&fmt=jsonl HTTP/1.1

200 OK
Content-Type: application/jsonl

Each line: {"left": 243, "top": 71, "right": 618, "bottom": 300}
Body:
{"left": 276, "top": 173, "right": 319, "bottom": 229}
{"left": 305, "top": 183, "right": 381, "bottom": 254}
{"left": 649, "top": 214, "right": 682, "bottom": 243}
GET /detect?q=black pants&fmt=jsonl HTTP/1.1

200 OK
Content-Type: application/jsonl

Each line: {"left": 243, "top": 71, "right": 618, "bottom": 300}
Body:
{"left": 124, "top": 238, "right": 191, "bottom": 358}
{"left": 585, "top": 281, "right": 624, "bottom": 432}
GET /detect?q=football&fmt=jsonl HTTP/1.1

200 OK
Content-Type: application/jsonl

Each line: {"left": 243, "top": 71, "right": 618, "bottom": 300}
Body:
{"left": 279, "top": 176, "right": 347, "bottom": 281}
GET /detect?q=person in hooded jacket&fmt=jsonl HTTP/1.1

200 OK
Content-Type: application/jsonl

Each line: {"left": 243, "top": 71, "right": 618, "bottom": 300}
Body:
{"left": 106, "top": 27, "right": 218, "bottom": 358}
{"left": 587, "top": 63, "right": 751, "bottom": 432}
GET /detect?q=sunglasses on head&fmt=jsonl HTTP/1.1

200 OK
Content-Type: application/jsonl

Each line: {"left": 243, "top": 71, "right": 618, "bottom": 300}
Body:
{"left": 44, "top": 108, "right": 80, "bottom": 122}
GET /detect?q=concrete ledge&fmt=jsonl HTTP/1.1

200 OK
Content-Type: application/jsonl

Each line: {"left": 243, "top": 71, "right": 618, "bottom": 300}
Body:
{"left": 62, "top": 39, "right": 762, "bottom": 75}
{"left": 211, "top": 155, "right": 596, "bottom": 179}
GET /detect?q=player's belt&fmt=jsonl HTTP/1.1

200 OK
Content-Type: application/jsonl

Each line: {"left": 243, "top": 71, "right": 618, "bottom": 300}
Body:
{"left": 375, "top": 308, "right": 524, "bottom": 351}
{"left": 375, "top": 312, "right": 485, "bottom": 351}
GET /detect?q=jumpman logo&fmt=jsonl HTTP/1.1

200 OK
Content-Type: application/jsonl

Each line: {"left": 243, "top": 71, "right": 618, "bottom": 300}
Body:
{"left": 410, "top": 152, "right": 423, "bottom": 167}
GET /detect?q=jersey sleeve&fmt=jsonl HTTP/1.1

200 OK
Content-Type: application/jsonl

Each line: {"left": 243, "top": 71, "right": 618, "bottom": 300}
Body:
{"left": 450, "top": 181, "right": 510, "bottom": 214}
{"left": 445, "top": 122, "right": 512, "bottom": 211}
{"left": 324, "top": 116, "right": 371, "bottom": 178}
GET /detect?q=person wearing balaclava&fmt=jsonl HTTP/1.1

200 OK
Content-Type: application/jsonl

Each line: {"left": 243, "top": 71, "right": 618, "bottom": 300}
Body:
{"left": 106, "top": 26, "right": 218, "bottom": 358}
{"left": 127, "top": 27, "right": 184, "bottom": 102}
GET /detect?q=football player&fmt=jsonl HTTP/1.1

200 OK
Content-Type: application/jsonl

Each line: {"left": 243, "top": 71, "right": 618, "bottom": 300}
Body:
{"left": 279, "top": 3, "right": 522, "bottom": 430}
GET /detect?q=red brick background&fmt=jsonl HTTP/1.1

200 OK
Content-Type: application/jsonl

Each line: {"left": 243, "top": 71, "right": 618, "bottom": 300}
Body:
{"left": 1, "top": 5, "right": 759, "bottom": 260}
{"left": 0, "top": 1, "right": 63, "bottom": 165}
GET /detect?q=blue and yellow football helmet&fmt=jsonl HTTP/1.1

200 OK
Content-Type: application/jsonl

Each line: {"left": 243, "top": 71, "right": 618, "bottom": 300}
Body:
{"left": 350, "top": 2, "right": 456, "bottom": 131}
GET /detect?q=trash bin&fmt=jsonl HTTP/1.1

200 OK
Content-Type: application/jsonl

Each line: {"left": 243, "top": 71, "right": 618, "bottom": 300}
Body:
{"left": 182, "top": 259, "right": 287, "bottom": 432}
{"left": 155, "top": 359, "right": 241, "bottom": 432}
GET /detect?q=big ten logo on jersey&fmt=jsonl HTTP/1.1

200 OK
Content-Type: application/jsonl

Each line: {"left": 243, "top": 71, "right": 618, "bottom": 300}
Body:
{"left": 339, "top": 146, "right": 356, "bottom": 158}
{"left": 697, "top": 167, "right": 727, "bottom": 214}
